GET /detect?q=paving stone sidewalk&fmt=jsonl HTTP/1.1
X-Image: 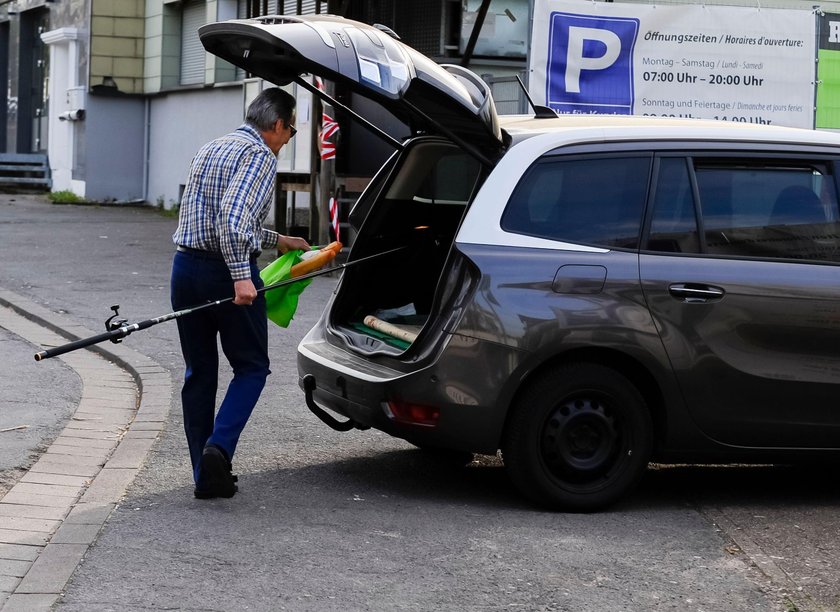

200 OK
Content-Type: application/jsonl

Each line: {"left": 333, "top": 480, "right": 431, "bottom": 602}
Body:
{"left": 0, "top": 289, "right": 172, "bottom": 611}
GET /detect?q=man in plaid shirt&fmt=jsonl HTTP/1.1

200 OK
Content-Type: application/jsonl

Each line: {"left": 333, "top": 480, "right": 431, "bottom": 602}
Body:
{"left": 171, "top": 88, "right": 309, "bottom": 499}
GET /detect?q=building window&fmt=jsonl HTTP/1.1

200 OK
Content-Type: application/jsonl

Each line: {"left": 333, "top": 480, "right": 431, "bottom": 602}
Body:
{"left": 180, "top": 0, "right": 206, "bottom": 86}
{"left": 238, "top": 1, "right": 321, "bottom": 18}
{"left": 239, "top": 1, "right": 277, "bottom": 17}
{"left": 284, "top": 1, "right": 317, "bottom": 14}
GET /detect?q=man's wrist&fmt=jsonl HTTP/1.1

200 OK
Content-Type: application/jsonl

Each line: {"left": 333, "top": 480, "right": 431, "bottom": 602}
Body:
{"left": 228, "top": 261, "right": 251, "bottom": 281}
{"left": 262, "top": 229, "right": 279, "bottom": 250}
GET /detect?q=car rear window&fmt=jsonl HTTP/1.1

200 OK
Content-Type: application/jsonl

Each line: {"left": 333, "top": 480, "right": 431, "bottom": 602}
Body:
{"left": 501, "top": 155, "right": 651, "bottom": 249}
{"left": 385, "top": 143, "right": 482, "bottom": 205}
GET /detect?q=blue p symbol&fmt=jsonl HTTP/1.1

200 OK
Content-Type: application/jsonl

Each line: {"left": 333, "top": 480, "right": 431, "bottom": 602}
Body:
{"left": 546, "top": 12, "right": 639, "bottom": 114}
{"left": 565, "top": 27, "right": 622, "bottom": 93}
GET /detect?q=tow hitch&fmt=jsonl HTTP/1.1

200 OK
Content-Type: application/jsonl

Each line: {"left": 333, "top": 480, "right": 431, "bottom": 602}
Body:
{"left": 302, "top": 374, "right": 368, "bottom": 432}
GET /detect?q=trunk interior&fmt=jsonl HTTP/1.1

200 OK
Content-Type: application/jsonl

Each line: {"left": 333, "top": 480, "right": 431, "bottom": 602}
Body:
{"left": 329, "top": 139, "right": 486, "bottom": 355}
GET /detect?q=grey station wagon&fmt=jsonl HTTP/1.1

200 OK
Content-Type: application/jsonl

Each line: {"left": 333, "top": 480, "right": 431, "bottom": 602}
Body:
{"left": 201, "top": 15, "right": 840, "bottom": 511}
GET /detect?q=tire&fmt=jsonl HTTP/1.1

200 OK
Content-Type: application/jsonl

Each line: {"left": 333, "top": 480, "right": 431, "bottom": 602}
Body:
{"left": 502, "top": 363, "right": 653, "bottom": 512}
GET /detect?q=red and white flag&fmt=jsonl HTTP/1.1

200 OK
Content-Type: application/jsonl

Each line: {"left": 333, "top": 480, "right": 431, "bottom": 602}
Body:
{"left": 319, "top": 136, "right": 336, "bottom": 161}
{"left": 315, "top": 77, "right": 340, "bottom": 161}
{"left": 321, "top": 114, "right": 340, "bottom": 140}
{"left": 320, "top": 111, "right": 339, "bottom": 160}
{"left": 328, "top": 196, "right": 340, "bottom": 242}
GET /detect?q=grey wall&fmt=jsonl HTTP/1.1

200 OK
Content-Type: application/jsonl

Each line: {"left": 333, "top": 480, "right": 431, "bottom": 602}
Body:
{"left": 84, "top": 95, "right": 145, "bottom": 201}
{"left": 147, "top": 85, "right": 244, "bottom": 207}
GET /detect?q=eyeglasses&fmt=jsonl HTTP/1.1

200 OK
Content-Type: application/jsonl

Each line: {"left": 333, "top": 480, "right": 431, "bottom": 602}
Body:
{"left": 288, "top": 124, "right": 297, "bottom": 138}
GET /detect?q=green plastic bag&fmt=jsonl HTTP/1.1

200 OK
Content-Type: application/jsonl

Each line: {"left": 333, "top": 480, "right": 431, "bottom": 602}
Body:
{"left": 259, "top": 249, "right": 313, "bottom": 328}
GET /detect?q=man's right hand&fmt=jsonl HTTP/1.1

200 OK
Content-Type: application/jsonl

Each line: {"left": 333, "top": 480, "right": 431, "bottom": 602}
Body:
{"left": 233, "top": 279, "right": 258, "bottom": 305}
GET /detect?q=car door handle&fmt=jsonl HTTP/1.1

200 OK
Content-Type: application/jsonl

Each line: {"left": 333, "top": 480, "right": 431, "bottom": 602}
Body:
{"left": 668, "top": 283, "right": 725, "bottom": 303}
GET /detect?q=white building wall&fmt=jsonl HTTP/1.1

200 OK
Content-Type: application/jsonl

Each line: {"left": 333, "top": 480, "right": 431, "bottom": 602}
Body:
{"left": 41, "top": 27, "right": 85, "bottom": 195}
{"left": 146, "top": 84, "right": 244, "bottom": 207}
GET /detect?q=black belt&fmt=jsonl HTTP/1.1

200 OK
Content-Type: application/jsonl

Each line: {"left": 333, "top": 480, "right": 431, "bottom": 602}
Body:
{"left": 176, "top": 245, "right": 260, "bottom": 261}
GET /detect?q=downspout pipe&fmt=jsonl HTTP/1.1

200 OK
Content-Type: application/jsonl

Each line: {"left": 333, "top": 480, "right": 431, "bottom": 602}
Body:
{"left": 142, "top": 97, "right": 150, "bottom": 205}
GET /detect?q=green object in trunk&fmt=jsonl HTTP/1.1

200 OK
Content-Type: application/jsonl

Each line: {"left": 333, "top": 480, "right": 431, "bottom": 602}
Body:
{"left": 259, "top": 249, "right": 313, "bottom": 328}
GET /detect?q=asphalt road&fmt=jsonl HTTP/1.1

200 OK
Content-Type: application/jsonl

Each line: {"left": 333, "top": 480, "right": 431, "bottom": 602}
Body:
{"left": 0, "top": 328, "right": 79, "bottom": 494}
{"left": 1, "top": 194, "right": 838, "bottom": 611}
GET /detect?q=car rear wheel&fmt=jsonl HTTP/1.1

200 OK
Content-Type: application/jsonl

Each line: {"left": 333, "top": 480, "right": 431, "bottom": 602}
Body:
{"left": 502, "top": 363, "right": 652, "bottom": 512}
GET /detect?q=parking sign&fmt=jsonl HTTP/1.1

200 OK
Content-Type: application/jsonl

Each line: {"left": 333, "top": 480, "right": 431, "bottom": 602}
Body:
{"left": 530, "top": 0, "right": 816, "bottom": 128}
{"left": 547, "top": 12, "right": 639, "bottom": 114}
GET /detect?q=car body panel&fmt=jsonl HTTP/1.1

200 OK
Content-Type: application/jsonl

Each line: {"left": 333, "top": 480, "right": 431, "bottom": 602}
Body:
{"left": 641, "top": 252, "right": 840, "bottom": 449}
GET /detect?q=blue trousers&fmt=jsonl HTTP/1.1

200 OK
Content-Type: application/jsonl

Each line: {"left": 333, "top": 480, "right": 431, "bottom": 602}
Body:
{"left": 170, "top": 250, "right": 270, "bottom": 482}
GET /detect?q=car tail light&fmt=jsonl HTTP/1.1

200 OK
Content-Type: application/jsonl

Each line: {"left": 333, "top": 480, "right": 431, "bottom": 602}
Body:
{"left": 383, "top": 400, "right": 440, "bottom": 427}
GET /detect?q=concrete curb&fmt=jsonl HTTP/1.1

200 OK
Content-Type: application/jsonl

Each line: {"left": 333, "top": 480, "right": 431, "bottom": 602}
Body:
{"left": 701, "top": 505, "right": 816, "bottom": 611}
{"left": 0, "top": 288, "right": 172, "bottom": 611}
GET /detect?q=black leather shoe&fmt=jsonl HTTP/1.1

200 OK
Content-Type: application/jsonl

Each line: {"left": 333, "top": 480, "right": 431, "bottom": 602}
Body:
{"left": 194, "top": 445, "right": 238, "bottom": 499}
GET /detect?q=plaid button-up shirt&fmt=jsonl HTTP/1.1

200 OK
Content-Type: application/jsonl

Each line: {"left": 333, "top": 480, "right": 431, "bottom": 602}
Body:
{"left": 172, "top": 124, "right": 279, "bottom": 281}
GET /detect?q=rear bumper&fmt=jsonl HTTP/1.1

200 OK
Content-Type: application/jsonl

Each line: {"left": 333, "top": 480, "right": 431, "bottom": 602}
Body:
{"left": 296, "top": 331, "right": 513, "bottom": 453}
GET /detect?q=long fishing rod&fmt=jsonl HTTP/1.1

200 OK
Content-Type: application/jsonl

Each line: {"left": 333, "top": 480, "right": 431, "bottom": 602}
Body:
{"left": 34, "top": 245, "right": 407, "bottom": 362}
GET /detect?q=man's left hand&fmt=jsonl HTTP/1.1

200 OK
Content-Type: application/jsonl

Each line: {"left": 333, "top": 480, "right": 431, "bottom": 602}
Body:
{"left": 233, "top": 279, "right": 258, "bottom": 305}
{"left": 278, "top": 235, "right": 311, "bottom": 254}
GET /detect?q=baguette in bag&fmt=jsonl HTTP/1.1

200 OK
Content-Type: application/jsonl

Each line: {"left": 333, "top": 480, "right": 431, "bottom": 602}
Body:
{"left": 290, "top": 241, "right": 342, "bottom": 278}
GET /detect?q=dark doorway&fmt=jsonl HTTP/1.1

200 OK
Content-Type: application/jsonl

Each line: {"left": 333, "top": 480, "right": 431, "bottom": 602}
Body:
{"left": 17, "top": 7, "right": 49, "bottom": 153}
{"left": 0, "top": 20, "right": 9, "bottom": 152}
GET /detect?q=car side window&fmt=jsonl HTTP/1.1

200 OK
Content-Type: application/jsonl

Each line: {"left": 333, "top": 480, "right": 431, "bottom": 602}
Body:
{"left": 695, "top": 161, "right": 840, "bottom": 262}
{"left": 646, "top": 155, "right": 840, "bottom": 263}
{"left": 647, "top": 157, "right": 700, "bottom": 253}
{"left": 501, "top": 156, "right": 651, "bottom": 249}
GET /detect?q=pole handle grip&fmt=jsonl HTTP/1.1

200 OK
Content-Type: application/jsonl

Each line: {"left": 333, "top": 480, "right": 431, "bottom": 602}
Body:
{"left": 34, "top": 327, "right": 130, "bottom": 361}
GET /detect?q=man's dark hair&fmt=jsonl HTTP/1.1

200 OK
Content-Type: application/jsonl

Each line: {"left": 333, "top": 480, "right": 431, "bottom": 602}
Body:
{"left": 245, "top": 87, "right": 296, "bottom": 131}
